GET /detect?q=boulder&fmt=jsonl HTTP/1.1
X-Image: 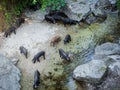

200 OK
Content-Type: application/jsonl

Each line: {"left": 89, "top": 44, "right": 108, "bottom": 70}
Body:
{"left": 63, "top": 0, "right": 117, "bottom": 22}
{"left": 64, "top": 0, "right": 90, "bottom": 21}
{"left": 73, "top": 42, "right": 120, "bottom": 89}
{"left": 73, "top": 60, "right": 107, "bottom": 84}
{"left": 63, "top": 0, "right": 109, "bottom": 24}
{"left": 95, "top": 0, "right": 117, "bottom": 13}
{"left": 92, "top": 54, "right": 120, "bottom": 66}
{"left": 93, "top": 62, "right": 120, "bottom": 90}
{"left": 84, "top": 42, "right": 120, "bottom": 90}
{"left": 0, "top": 54, "right": 21, "bottom": 90}
{"left": 95, "top": 42, "right": 120, "bottom": 55}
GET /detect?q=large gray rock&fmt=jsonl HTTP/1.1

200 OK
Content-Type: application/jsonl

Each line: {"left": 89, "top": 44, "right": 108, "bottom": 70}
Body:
{"left": 0, "top": 54, "right": 21, "bottom": 90}
{"left": 92, "top": 54, "right": 120, "bottom": 66}
{"left": 85, "top": 42, "right": 120, "bottom": 90}
{"left": 87, "top": 62, "right": 120, "bottom": 90}
{"left": 95, "top": 0, "right": 118, "bottom": 13}
{"left": 93, "top": 62, "right": 120, "bottom": 90}
{"left": 64, "top": 0, "right": 98, "bottom": 21}
{"left": 95, "top": 42, "right": 120, "bottom": 55}
{"left": 64, "top": 0, "right": 117, "bottom": 21}
{"left": 64, "top": 0, "right": 94, "bottom": 21}
{"left": 73, "top": 42, "right": 120, "bottom": 89}
{"left": 73, "top": 60, "right": 107, "bottom": 84}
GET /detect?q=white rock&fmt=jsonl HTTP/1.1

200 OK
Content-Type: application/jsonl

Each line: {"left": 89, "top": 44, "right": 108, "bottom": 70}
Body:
{"left": 73, "top": 60, "right": 107, "bottom": 83}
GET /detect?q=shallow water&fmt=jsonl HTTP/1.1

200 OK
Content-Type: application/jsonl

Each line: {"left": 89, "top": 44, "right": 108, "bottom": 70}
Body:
{"left": 0, "top": 10, "right": 119, "bottom": 90}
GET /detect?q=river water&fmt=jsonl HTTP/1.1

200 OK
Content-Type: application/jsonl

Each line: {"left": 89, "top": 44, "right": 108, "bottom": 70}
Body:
{"left": 0, "top": 10, "right": 119, "bottom": 90}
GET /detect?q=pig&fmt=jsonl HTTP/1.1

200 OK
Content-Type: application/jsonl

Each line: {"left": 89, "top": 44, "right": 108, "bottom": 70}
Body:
{"left": 64, "top": 34, "right": 71, "bottom": 44}
{"left": 61, "top": 18, "right": 79, "bottom": 26}
{"left": 50, "top": 36, "right": 61, "bottom": 46}
{"left": 45, "top": 15, "right": 56, "bottom": 24}
{"left": 15, "top": 18, "right": 25, "bottom": 27}
{"left": 32, "top": 51, "right": 45, "bottom": 63}
{"left": 33, "top": 70, "right": 40, "bottom": 89}
{"left": 59, "top": 49, "right": 70, "bottom": 61}
{"left": 4, "top": 26, "right": 16, "bottom": 38}
{"left": 19, "top": 46, "right": 28, "bottom": 58}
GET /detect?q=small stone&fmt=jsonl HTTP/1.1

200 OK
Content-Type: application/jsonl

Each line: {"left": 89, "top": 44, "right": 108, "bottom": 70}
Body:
{"left": 11, "top": 58, "right": 19, "bottom": 65}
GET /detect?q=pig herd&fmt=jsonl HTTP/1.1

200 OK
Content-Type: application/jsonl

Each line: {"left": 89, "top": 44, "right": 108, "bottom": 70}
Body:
{"left": 19, "top": 34, "right": 72, "bottom": 89}
{"left": 4, "top": 10, "right": 78, "bottom": 89}
{"left": 44, "top": 11, "right": 80, "bottom": 25}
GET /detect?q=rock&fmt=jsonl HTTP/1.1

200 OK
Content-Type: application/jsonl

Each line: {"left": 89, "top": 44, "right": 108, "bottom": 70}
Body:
{"left": 85, "top": 16, "right": 98, "bottom": 25}
{"left": 64, "top": 0, "right": 108, "bottom": 23}
{"left": 108, "top": 55, "right": 120, "bottom": 61}
{"left": 93, "top": 62, "right": 120, "bottom": 90}
{"left": 73, "top": 42, "right": 120, "bottom": 89}
{"left": 11, "top": 58, "right": 19, "bottom": 65}
{"left": 65, "top": 77, "right": 78, "bottom": 90}
{"left": 73, "top": 60, "right": 107, "bottom": 84}
{"left": 0, "top": 54, "right": 21, "bottom": 90}
{"left": 84, "top": 42, "right": 120, "bottom": 90}
{"left": 95, "top": 42, "right": 120, "bottom": 55}
{"left": 92, "top": 54, "right": 108, "bottom": 60}
{"left": 64, "top": 0, "right": 90, "bottom": 21}
{"left": 108, "top": 0, "right": 117, "bottom": 4}
{"left": 119, "top": 38, "right": 120, "bottom": 44}
{"left": 95, "top": 0, "right": 118, "bottom": 13}
{"left": 92, "top": 54, "right": 118, "bottom": 66}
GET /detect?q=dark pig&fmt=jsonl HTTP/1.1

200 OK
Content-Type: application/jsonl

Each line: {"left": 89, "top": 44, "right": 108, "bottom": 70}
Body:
{"left": 59, "top": 49, "right": 70, "bottom": 62}
{"left": 49, "top": 11, "right": 68, "bottom": 18}
{"left": 52, "top": 14, "right": 63, "bottom": 22}
{"left": 19, "top": 46, "right": 28, "bottom": 58}
{"left": 61, "top": 18, "right": 79, "bottom": 26}
{"left": 45, "top": 15, "right": 56, "bottom": 24}
{"left": 64, "top": 34, "right": 71, "bottom": 44}
{"left": 16, "top": 18, "right": 25, "bottom": 27}
{"left": 33, "top": 70, "right": 40, "bottom": 89}
{"left": 4, "top": 26, "right": 16, "bottom": 37}
{"left": 32, "top": 51, "right": 45, "bottom": 63}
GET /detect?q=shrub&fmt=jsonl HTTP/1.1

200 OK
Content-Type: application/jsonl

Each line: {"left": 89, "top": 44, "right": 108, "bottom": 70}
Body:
{"left": 40, "top": 0, "right": 66, "bottom": 11}
{"left": 117, "top": 0, "right": 120, "bottom": 10}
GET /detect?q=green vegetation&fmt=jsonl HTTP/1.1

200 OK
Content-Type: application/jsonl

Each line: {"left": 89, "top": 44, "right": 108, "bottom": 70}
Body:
{"left": 41, "top": 0, "right": 65, "bottom": 11}
{"left": 0, "top": 0, "right": 31, "bottom": 24}
{"left": 117, "top": 0, "right": 120, "bottom": 10}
